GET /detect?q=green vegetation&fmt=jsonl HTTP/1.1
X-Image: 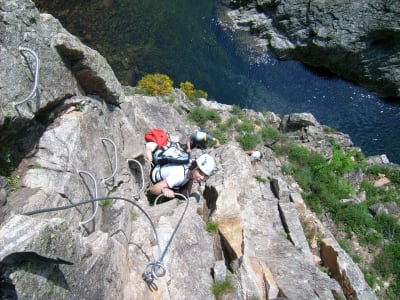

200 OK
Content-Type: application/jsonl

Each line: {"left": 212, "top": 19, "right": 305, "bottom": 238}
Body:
{"left": 230, "top": 104, "right": 242, "bottom": 115}
{"left": 281, "top": 143, "right": 361, "bottom": 213}
{"left": 261, "top": 126, "right": 279, "bottom": 141}
{"left": 0, "top": 148, "right": 20, "bottom": 191}
{"left": 236, "top": 133, "right": 261, "bottom": 150}
{"left": 32, "top": 162, "right": 42, "bottom": 169}
{"left": 130, "top": 210, "right": 138, "bottom": 221}
{"left": 217, "top": 116, "right": 238, "bottom": 133}
{"left": 211, "top": 279, "right": 234, "bottom": 299}
{"left": 35, "top": 109, "right": 56, "bottom": 126}
{"left": 137, "top": 73, "right": 174, "bottom": 95}
{"left": 47, "top": 112, "right": 55, "bottom": 123}
{"left": 281, "top": 140, "right": 400, "bottom": 298}
{"left": 7, "top": 175, "right": 20, "bottom": 192}
{"left": 235, "top": 119, "right": 255, "bottom": 133}
{"left": 99, "top": 199, "right": 112, "bottom": 210}
{"left": 210, "top": 129, "right": 227, "bottom": 145}
{"left": 206, "top": 221, "right": 219, "bottom": 233}
{"left": 74, "top": 101, "right": 85, "bottom": 112}
{"left": 184, "top": 100, "right": 281, "bottom": 151}
{"left": 254, "top": 175, "right": 268, "bottom": 183}
{"left": 0, "top": 148, "right": 13, "bottom": 178}
{"left": 187, "top": 107, "right": 221, "bottom": 127}
{"left": 163, "top": 95, "right": 175, "bottom": 103}
{"left": 366, "top": 165, "right": 400, "bottom": 185}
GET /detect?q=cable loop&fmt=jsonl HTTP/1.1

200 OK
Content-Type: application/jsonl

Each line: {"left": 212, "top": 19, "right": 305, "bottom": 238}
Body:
{"left": 77, "top": 170, "right": 99, "bottom": 227}
{"left": 76, "top": 138, "right": 141, "bottom": 228}
{"left": 101, "top": 138, "right": 118, "bottom": 183}
{"left": 143, "top": 261, "right": 167, "bottom": 282}
{"left": 127, "top": 158, "right": 145, "bottom": 200}
{"left": 21, "top": 192, "right": 189, "bottom": 286}
{"left": 14, "top": 47, "right": 40, "bottom": 107}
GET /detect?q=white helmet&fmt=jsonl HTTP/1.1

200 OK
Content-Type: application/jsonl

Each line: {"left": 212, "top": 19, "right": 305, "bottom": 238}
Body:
{"left": 196, "top": 154, "right": 215, "bottom": 176}
{"left": 196, "top": 131, "right": 207, "bottom": 141}
{"left": 251, "top": 151, "right": 262, "bottom": 160}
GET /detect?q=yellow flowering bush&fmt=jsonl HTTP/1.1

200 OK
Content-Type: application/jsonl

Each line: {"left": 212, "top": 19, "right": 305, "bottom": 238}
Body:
{"left": 137, "top": 73, "right": 174, "bottom": 95}
{"left": 180, "top": 81, "right": 208, "bottom": 99}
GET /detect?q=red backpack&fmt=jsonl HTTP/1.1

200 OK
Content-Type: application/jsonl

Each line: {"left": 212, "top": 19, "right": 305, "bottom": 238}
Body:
{"left": 144, "top": 128, "right": 169, "bottom": 148}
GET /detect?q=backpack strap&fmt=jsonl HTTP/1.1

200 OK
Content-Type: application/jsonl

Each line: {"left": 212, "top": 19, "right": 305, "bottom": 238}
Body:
{"left": 150, "top": 164, "right": 190, "bottom": 187}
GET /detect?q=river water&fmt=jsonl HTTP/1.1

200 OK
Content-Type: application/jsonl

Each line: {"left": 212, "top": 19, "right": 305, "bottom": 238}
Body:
{"left": 35, "top": 0, "right": 400, "bottom": 163}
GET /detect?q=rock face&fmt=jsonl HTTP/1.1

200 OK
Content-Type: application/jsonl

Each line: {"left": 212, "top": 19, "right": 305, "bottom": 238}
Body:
{"left": 223, "top": 0, "right": 400, "bottom": 100}
{"left": 0, "top": 0, "right": 123, "bottom": 145}
{"left": 0, "top": 0, "right": 379, "bottom": 299}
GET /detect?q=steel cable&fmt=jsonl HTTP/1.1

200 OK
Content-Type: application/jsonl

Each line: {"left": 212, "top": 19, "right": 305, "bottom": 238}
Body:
{"left": 14, "top": 47, "right": 40, "bottom": 107}
{"left": 76, "top": 170, "right": 99, "bottom": 227}
{"left": 21, "top": 192, "right": 189, "bottom": 286}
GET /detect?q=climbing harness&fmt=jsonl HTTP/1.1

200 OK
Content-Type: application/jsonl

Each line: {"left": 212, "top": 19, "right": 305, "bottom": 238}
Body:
{"left": 14, "top": 47, "right": 40, "bottom": 107}
{"left": 21, "top": 193, "right": 189, "bottom": 287}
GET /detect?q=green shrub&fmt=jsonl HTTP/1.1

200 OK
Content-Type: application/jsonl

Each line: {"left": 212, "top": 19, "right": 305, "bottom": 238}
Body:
{"left": 254, "top": 175, "right": 268, "bottom": 183}
{"left": 212, "top": 279, "right": 234, "bottom": 299}
{"left": 235, "top": 119, "right": 254, "bottom": 133}
{"left": 325, "top": 147, "right": 363, "bottom": 176}
{"left": 163, "top": 95, "right": 175, "bottom": 103}
{"left": 230, "top": 104, "right": 242, "bottom": 115}
{"left": 99, "top": 199, "right": 112, "bottom": 210}
{"left": 206, "top": 221, "right": 218, "bottom": 233}
{"left": 75, "top": 102, "right": 85, "bottom": 111}
{"left": 210, "top": 129, "right": 227, "bottom": 144}
{"left": 218, "top": 116, "right": 239, "bottom": 133}
{"left": 187, "top": 107, "right": 221, "bottom": 126}
{"left": 7, "top": 175, "right": 20, "bottom": 192}
{"left": 361, "top": 180, "right": 400, "bottom": 206}
{"left": 236, "top": 133, "right": 260, "bottom": 150}
{"left": 285, "top": 143, "right": 358, "bottom": 214}
{"left": 367, "top": 165, "right": 400, "bottom": 185}
{"left": 332, "top": 205, "right": 375, "bottom": 239}
{"left": 374, "top": 214, "right": 399, "bottom": 241}
{"left": 283, "top": 141, "right": 400, "bottom": 296}
{"left": 373, "top": 242, "right": 400, "bottom": 279}
{"left": 32, "top": 163, "right": 42, "bottom": 169}
{"left": 132, "top": 86, "right": 150, "bottom": 95}
{"left": 0, "top": 148, "right": 20, "bottom": 191}
{"left": 137, "top": 73, "right": 174, "bottom": 95}
{"left": 338, "top": 238, "right": 351, "bottom": 253}
{"left": 360, "top": 265, "right": 379, "bottom": 290}
{"left": 261, "top": 125, "right": 279, "bottom": 141}
{"left": 384, "top": 278, "right": 400, "bottom": 300}
{"left": 0, "top": 148, "right": 13, "bottom": 177}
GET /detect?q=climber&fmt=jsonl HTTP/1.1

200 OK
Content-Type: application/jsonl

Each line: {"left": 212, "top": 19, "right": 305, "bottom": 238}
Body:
{"left": 149, "top": 154, "right": 216, "bottom": 198}
{"left": 186, "top": 129, "right": 220, "bottom": 153}
{"left": 245, "top": 150, "right": 263, "bottom": 165}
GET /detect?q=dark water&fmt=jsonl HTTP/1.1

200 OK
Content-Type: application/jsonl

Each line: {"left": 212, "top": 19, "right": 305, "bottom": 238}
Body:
{"left": 35, "top": 0, "right": 400, "bottom": 163}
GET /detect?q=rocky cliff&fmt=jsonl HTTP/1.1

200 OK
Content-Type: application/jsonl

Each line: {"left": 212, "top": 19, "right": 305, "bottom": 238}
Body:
{"left": 0, "top": 0, "right": 385, "bottom": 299}
{"left": 222, "top": 0, "right": 400, "bottom": 100}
